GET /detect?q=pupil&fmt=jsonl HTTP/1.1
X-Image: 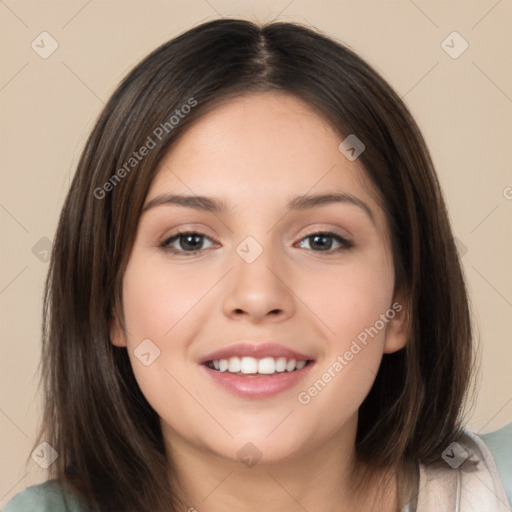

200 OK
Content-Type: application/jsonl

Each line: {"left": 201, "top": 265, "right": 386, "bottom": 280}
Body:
{"left": 182, "top": 234, "right": 202, "bottom": 251}
{"left": 311, "top": 234, "right": 332, "bottom": 251}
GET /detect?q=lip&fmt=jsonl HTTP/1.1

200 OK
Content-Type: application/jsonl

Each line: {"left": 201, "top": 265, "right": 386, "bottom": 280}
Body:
{"left": 198, "top": 342, "right": 313, "bottom": 364}
{"left": 201, "top": 362, "right": 314, "bottom": 399}
{"left": 199, "top": 342, "right": 315, "bottom": 399}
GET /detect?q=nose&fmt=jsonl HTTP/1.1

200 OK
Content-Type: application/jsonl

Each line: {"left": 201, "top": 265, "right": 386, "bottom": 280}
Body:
{"left": 222, "top": 243, "right": 296, "bottom": 324}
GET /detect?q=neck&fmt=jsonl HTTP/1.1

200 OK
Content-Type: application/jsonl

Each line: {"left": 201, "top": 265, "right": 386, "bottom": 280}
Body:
{"left": 164, "top": 420, "right": 398, "bottom": 512}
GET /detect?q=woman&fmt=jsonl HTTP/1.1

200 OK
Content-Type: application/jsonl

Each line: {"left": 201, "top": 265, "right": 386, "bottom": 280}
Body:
{"left": 5, "top": 18, "right": 511, "bottom": 512}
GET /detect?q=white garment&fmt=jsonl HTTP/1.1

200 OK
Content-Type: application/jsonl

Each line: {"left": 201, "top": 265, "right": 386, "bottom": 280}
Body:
{"left": 406, "top": 429, "right": 510, "bottom": 511}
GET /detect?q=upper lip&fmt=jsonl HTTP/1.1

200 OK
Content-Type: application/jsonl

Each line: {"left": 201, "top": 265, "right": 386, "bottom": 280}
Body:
{"left": 198, "top": 342, "right": 314, "bottom": 364}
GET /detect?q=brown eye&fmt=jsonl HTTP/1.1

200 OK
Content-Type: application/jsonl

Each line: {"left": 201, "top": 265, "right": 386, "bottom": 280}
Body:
{"left": 160, "top": 231, "right": 216, "bottom": 254}
{"left": 297, "top": 232, "right": 353, "bottom": 253}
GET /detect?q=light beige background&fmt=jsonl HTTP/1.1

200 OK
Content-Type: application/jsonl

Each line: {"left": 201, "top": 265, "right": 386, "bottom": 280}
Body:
{"left": 1, "top": 0, "right": 511, "bottom": 506}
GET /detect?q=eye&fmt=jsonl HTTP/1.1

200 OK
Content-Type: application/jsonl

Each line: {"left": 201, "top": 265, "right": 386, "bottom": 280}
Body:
{"left": 159, "top": 230, "right": 353, "bottom": 255}
{"left": 297, "top": 231, "right": 353, "bottom": 253}
{"left": 159, "top": 231, "right": 217, "bottom": 254}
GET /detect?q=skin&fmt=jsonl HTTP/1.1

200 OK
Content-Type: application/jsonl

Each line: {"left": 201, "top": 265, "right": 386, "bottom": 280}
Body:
{"left": 111, "top": 91, "right": 408, "bottom": 511}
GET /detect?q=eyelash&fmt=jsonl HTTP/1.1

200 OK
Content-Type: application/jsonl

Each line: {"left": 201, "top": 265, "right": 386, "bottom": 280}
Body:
{"left": 159, "top": 230, "right": 353, "bottom": 255}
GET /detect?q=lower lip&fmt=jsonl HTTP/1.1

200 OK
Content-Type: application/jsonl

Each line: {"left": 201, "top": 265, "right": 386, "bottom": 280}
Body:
{"left": 201, "top": 363, "right": 314, "bottom": 399}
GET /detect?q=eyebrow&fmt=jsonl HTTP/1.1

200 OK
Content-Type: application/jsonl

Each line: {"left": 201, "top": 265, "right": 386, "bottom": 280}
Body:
{"left": 141, "top": 192, "right": 375, "bottom": 224}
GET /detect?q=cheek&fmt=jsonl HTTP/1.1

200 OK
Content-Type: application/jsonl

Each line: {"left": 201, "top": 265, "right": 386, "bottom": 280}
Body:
{"left": 121, "top": 253, "right": 218, "bottom": 342}
{"left": 308, "top": 253, "right": 395, "bottom": 343}
{"left": 297, "top": 254, "right": 395, "bottom": 406}
{"left": 120, "top": 254, "right": 219, "bottom": 429}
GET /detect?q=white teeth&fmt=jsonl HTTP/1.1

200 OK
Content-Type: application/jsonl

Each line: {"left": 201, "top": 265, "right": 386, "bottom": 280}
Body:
{"left": 258, "top": 357, "right": 276, "bottom": 374}
{"left": 209, "top": 356, "right": 308, "bottom": 375}
{"left": 286, "top": 358, "right": 297, "bottom": 372}
{"left": 228, "top": 357, "right": 241, "bottom": 372}
{"left": 240, "top": 356, "right": 258, "bottom": 374}
{"left": 275, "top": 357, "right": 287, "bottom": 372}
{"left": 295, "top": 360, "right": 306, "bottom": 370}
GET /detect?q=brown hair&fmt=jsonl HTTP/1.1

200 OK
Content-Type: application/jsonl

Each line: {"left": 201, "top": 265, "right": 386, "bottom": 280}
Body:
{"left": 34, "top": 18, "right": 474, "bottom": 511}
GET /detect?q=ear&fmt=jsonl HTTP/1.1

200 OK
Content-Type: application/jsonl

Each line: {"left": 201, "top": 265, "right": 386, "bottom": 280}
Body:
{"left": 109, "top": 312, "right": 127, "bottom": 347}
{"left": 383, "top": 286, "right": 409, "bottom": 354}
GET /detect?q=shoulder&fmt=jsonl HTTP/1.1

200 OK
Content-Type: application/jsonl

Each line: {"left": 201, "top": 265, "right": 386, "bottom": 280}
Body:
{"left": 478, "top": 422, "right": 512, "bottom": 506}
{"left": 3, "top": 480, "right": 91, "bottom": 512}
{"left": 415, "top": 424, "right": 511, "bottom": 511}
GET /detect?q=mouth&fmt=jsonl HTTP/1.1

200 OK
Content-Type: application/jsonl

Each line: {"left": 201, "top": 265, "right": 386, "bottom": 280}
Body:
{"left": 204, "top": 356, "right": 312, "bottom": 376}
{"left": 199, "top": 343, "right": 315, "bottom": 399}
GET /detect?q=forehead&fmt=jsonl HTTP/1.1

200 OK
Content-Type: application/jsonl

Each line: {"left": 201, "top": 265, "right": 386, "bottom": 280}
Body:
{"left": 160, "top": 92, "right": 348, "bottom": 176}
{"left": 147, "top": 92, "right": 387, "bottom": 232}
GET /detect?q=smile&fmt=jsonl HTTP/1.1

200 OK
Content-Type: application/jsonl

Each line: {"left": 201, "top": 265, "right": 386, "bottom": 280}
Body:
{"left": 205, "top": 356, "right": 309, "bottom": 375}
{"left": 199, "top": 343, "right": 315, "bottom": 399}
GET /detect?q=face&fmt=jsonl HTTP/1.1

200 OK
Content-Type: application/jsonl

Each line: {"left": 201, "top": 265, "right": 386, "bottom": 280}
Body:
{"left": 111, "top": 91, "right": 407, "bottom": 466}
